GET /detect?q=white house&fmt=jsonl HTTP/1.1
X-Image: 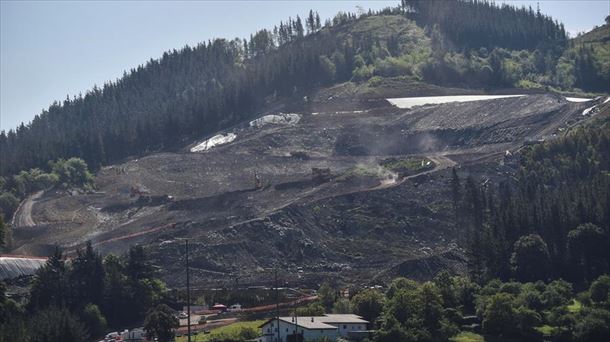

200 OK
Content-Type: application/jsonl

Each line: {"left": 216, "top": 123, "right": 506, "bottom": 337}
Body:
{"left": 259, "top": 314, "right": 369, "bottom": 342}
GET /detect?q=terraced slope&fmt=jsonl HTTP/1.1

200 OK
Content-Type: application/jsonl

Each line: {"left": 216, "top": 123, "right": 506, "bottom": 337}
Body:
{"left": 9, "top": 93, "right": 599, "bottom": 287}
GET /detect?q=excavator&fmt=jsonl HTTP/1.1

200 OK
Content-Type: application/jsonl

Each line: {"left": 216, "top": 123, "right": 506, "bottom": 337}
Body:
{"left": 253, "top": 171, "right": 262, "bottom": 190}
{"left": 129, "top": 186, "right": 149, "bottom": 198}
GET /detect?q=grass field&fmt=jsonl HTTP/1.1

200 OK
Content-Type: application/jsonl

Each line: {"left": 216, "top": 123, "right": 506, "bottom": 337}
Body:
{"left": 450, "top": 332, "right": 485, "bottom": 342}
{"left": 567, "top": 299, "right": 582, "bottom": 313}
{"left": 175, "top": 320, "right": 265, "bottom": 342}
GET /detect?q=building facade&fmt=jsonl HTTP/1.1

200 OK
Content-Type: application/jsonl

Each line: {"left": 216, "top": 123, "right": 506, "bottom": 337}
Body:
{"left": 259, "top": 314, "right": 368, "bottom": 342}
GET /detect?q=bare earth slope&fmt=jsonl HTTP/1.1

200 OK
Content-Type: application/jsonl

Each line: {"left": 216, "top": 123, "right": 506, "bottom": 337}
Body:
{"left": 10, "top": 92, "right": 600, "bottom": 287}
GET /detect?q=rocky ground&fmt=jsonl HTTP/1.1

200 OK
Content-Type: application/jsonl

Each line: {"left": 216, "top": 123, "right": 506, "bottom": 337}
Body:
{"left": 9, "top": 84, "right": 602, "bottom": 288}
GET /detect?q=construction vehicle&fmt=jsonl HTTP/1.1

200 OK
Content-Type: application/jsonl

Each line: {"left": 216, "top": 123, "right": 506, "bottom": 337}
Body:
{"left": 254, "top": 171, "right": 262, "bottom": 189}
{"left": 129, "top": 186, "right": 149, "bottom": 198}
{"left": 312, "top": 167, "right": 331, "bottom": 184}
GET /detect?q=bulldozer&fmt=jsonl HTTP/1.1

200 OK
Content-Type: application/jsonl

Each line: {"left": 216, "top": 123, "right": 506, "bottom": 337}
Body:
{"left": 129, "top": 186, "right": 149, "bottom": 198}
{"left": 312, "top": 167, "right": 332, "bottom": 184}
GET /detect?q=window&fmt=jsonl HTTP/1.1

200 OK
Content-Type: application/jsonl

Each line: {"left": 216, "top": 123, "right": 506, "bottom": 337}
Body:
{"left": 286, "top": 328, "right": 288, "bottom": 332}
{"left": 343, "top": 325, "right": 347, "bottom": 329}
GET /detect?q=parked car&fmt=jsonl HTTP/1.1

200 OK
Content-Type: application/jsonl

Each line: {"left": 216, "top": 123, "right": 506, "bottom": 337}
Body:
{"left": 104, "top": 331, "right": 120, "bottom": 341}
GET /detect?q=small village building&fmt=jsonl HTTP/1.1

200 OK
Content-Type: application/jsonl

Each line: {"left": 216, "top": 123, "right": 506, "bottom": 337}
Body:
{"left": 259, "top": 314, "right": 369, "bottom": 342}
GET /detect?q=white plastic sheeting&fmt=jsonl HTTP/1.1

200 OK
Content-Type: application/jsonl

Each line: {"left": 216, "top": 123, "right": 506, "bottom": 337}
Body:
{"left": 565, "top": 97, "right": 593, "bottom": 102}
{"left": 0, "top": 257, "right": 46, "bottom": 279}
{"left": 387, "top": 95, "right": 526, "bottom": 109}
{"left": 249, "top": 113, "right": 301, "bottom": 128}
{"left": 582, "top": 106, "right": 597, "bottom": 116}
{"left": 191, "top": 133, "right": 237, "bottom": 152}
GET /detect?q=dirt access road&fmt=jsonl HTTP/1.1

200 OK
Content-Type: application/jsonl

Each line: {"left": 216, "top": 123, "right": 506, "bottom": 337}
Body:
{"left": 12, "top": 191, "right": 43, "bottom": 227}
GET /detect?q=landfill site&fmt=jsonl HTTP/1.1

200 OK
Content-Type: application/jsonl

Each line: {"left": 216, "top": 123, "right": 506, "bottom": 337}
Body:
{"left": 6, "top": 83, "right": 609, "bottom": 288}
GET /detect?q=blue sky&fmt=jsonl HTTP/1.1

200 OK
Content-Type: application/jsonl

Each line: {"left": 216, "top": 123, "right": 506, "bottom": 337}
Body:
{"left": 1, "top": 0, "right": 608, "bottom": 131}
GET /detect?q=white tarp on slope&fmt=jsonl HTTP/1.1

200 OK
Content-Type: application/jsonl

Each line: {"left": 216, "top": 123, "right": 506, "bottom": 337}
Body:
{"left": 387, "top": 95, "right": 526, "bottom": 109}
{"left": 0, "top": 257, "right": 46, "bottom": 279}
{"left": 249, "top": 113, "right": 301, "bottom": 128}
{"left": 191, "top": 133, "right": 237, "bottom": 152}
{"left": 565, "top": 97, "right": 593, "bottom": 102}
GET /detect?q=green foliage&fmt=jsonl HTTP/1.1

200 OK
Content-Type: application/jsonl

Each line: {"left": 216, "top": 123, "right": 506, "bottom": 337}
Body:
{"left": 453, "top": 277, "right": 480, "bottom": 313}
{"left": 567, "top": 299, "right": 583, "bottom": 313}
{"left": 51, "top": 158, "right": 94, "bottom": 189}
{"left": 24, "top": 243, "right": 167, "bottom": 336}
{"left": 568, "top": 224, "right": 609, "bottom": 281}
{"left": 318, "top": 55, "right": 337, "bottom": 83}
{"left": 2, "top": 3, "right": 607, "bottom": 178}
{"left": 573, "top": 309, "right": 610, "bottom": 342}
{"left": 296, "top": 302, "right": 325, "bottom": 316}
{"left": 368, "top": 275, "right": 610, "bottom": 342}
{"left": 102, "top": 245, "right": 167, "bottom": 327}
{"left": 0, "top": 157, "right": 93, "bottom": 221}
{"left": 28, "top": 247, "right": 69, "bottom": 311}
{"left": 0, "top": 192, "right": 19, "bottom": 219}
{"left": 459, "top": 124, "right": 610, "bottom": 284}
{"left": 144, "top": 304, "right": 179, "bottom": 342}
{"left": 14, "top": 168, "right": 59, "bottom": 194}
{"left": 81, "top": 304, "right": 108, "bottom": 339}
{"left": 0, "top": 215, "right": 5, "bottom": 248}
{"left": 317, "top": 283, "right": 337, "bottom": 309}
{"left": 510, "top": 234, "right": 551, "bottom": 282}
{"left": 589, "top": 275, "right": 610, "bottom": 304}
{"left": 434, "top": 271, "right": 458, "bottom": 308}
{"left": 352, "top": 64, "right": 375, "bottom": 81}
{"left": 374, "top": 57, "right": 413, "bottom": 77}
{"left": 449, "top": 332, "right": 485, "bottom": 342}
{"left": 378, "top": 281, "right": 457, "bottom": 342}
{"left": 0, "top": 281, "right": 28, "bottom": 342}
{"left": 386, "top": 277, "right": 419, "bottom": 300}
{"left": 541, "top": 280, "right": 573, "bottom": 309}
{"left": 352, "top": 289, "right": 385, "bottom": 325}
{"left": 332, "top": 298, "right": 353, "bottom": 314}
{"left": 71, "top": 241, "right": 105, "bottom": 309}
{"left": 28, "top": 306, "right": 89, "bottom": 342}
{"left": 406, "top": 0, "right": 567, "bottom": 51}
{"left": 481, "top": 292, "right": 518, "bottom": 336}
{"left": 175, "top": 320, "right": 266, "bottom": 342}
{"left": 515, "top": 306, "right": 542, "bottom": 337}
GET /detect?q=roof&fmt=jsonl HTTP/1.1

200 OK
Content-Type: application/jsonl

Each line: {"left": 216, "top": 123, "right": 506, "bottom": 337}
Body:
{"left": 318, "top": 314, "right": 369, "bottom": 324}
{"left": 259, "top": 314, "right": 369, "bottom": 330}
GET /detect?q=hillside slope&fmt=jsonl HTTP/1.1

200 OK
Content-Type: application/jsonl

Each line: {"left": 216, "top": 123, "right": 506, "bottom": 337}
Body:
{"left": 9, "top": 90, "right": 603, "bottom": 287}
{"left": 4, "top": 1, "right": 607, "bottom": 178}
{"left": 3, "top": 2, "right": 610, "bottom": 287}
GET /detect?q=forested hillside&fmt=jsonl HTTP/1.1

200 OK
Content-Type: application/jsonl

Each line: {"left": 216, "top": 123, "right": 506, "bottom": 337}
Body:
{"left": 456, "top": 114, "right": 610, "bottom": 285}
{"left": 1, "top": 0, "right": 608, "bottom": 181}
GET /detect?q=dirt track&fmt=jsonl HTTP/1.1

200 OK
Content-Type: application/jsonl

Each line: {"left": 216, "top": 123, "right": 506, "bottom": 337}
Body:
{"left": 12, "top": 191, "right": 42, "bottom": 227}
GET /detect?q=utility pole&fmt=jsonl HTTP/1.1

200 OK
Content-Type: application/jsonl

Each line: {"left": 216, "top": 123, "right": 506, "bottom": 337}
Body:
{"left": 186, "top": 239, "right": 191, "bottom": 342}
{"left": 275, "top": 266, "right": 280, "bottom": 342}
{"left": 294, "top": 305, "right": 298, "bottom": 342}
